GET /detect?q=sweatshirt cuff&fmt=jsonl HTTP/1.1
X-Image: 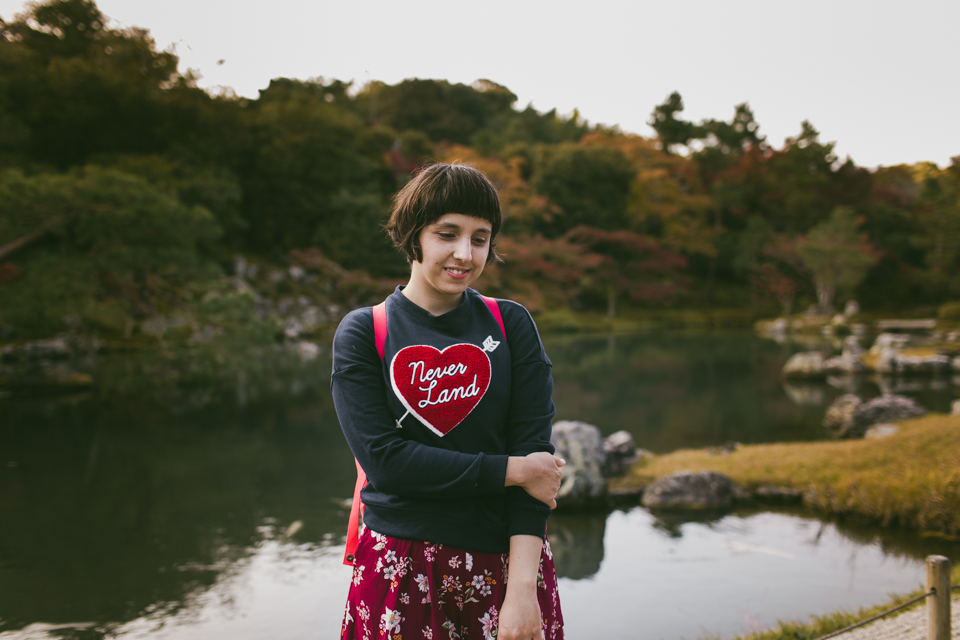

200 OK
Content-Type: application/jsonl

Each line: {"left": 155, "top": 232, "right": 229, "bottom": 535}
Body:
{"left": 507, "top": 507, "right": 549, "bottom": 539}
{"left": 479, "top": 453, "right": 509, "bottom": 494}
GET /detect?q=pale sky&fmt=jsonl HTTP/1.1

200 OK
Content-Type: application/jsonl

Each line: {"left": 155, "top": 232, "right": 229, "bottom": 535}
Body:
{"left": 2, "top": 0, "right": 958, "bottom": 169}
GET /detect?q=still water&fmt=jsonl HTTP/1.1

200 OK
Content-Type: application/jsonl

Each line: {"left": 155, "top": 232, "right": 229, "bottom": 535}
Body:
{"left": 1, "top": 331, "right": 958, "bottom": 639}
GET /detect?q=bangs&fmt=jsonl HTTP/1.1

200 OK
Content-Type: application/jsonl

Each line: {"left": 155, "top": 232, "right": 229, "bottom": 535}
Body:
{"left": 412, "top": 164, "right": 502, "bottom": 232}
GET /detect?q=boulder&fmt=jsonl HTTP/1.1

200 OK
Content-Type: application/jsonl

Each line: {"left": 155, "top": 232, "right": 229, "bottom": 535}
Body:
{"left": 876, "top": 348, "right": 951, "bottom": 375}
{"left": 842, "top": 335, "right": 864, "bottom": 358}
{"left": 951, "top": 399, "right": 960, "bottom": 416}
{"left": 641, "top": 471, "right": 736, "bottom": 510}
{"left": 844, "top": 300, "right": 860, "bottom": 317}
{"left": 953, "top": 357, "right": 960, "bottom": 372}
{"left": 550, "top": 420, "right": 607, "bottom": 508}
{"left": 823, "top": 394, "right": 862, "bottom": 438}
{"left": 870, "top": 333, "right": 911, "bottom": 354}
{"left": 602, "top": 430, "right": 650, "bottom": 477}
{"left": 851, "top": 394, "right": 926, "bottom": 435}
{"left": 781, "top": 352, "right": 826, "bottom": 379}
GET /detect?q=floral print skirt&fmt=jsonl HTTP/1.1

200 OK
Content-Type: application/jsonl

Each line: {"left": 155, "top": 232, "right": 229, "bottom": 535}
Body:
{"left": 340, "top": 527, "right": 563, "bottom": 640}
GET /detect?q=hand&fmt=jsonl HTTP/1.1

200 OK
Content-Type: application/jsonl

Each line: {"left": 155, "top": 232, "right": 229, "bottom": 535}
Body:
{"left": 506, "top": 452, "right": 566, "bottom": 509}
{"left": 497, "top": 588, "right": 543, "bottom": 640}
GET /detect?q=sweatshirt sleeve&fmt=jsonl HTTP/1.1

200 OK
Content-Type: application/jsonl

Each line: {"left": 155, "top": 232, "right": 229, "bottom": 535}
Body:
{"left": 331, "top": 308, "right": 508, "bottom": 499}
{"left": 500, "top": 301, "right": 556, "bottom": 539}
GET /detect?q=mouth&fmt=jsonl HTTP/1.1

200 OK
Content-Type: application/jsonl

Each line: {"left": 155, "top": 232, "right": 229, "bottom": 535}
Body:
{"left": 444, "top": 267, "right": 471, "bottom": 279}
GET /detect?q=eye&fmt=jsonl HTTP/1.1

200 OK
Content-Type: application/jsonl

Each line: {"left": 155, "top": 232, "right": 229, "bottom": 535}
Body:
{"left": 437, "top": 232, "right": 456, "bottom": 240}
{"left": 472, "top": 236, "right": 489, "bottom": 246}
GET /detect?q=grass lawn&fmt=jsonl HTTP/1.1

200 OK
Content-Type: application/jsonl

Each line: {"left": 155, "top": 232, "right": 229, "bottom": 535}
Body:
{"left": 610, "top": 412, "right": 960, "bottom": 536}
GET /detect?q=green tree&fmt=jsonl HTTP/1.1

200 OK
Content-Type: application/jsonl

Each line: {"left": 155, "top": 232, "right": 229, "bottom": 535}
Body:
{"left": 797, "top": 206, "right": 877, "bottom": 313}
{"left": 531, "top": 144, "right": 635, "bottom": 236}
{"left": 0, "top": 166, "right": 221, "bottom": 336}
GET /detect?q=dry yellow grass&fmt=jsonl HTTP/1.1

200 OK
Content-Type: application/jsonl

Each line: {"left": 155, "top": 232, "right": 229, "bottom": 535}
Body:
{"left": 610, "top": 412, "right": 960, "bottom": 535}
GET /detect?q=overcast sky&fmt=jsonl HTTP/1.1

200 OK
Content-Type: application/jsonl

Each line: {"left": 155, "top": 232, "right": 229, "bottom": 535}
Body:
{"left": 2, "top": 0, "right": 957, "bottom": 169}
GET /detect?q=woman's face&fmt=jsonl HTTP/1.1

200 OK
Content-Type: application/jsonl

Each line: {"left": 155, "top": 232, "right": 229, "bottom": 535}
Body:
{"left": 409, "top": 213, "right": 492, "bottom": 302}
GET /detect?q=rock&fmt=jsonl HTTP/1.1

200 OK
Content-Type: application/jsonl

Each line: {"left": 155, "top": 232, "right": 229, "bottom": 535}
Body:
{"left": 844, "top": 300, "right": 860, "bottom": 317}
{"left": 823, "top": 394, "right": 862, "bottom": 437}
{"left": 781, "top": 352, "right": 826, "bottom": 379}
{"left": 951, "top": 399, "right": 960, "bottom": 415}
{"left": 864, "top": 423, "right": 899, "bottom": 439}
{"left": 641, "top": 471, "right": 736, "bottom": 510}
{"left": 0, "top": 337, "right": 72, "bottom": 361}
{"left": 842, "top": 335, "right": 864, "bottom": 357}
{"left": 953, "top": 357, "right": 960, "bottom": 372}
{"left": 602, "top": 430, "right": 641, "bottom": 477}
{"left": 876, "top": 347, "right": 951, "bottom": 375}
{"left": 870, "top": 333, "right": 911, "bottom": 354}
{"left": 851, "top": 394, "right": 927, "bottom": 435}
{"left": 824, "top": 355, "right": 864, "bottom": 374}
{"left": 892, "top": 353, "right": 951, "bottom": 375}
{"left": 550, "top": 420, "right": 607, "bottom": 508}
{"left": 288, "top": 266, "right": 306, "bottom": 281}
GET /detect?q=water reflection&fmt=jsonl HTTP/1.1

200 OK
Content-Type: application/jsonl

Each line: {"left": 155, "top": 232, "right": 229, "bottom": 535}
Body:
{"left": 2, "top": 332, "right": 959, "bottom": 639}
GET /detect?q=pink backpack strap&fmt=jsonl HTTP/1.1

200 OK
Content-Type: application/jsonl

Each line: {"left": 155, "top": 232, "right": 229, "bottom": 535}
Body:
{"left": 343, "top": 301, "right": 387, "bottom": 566}
{"left": 372, "top": 301, "right": 388, "bottom": 360}
{"left": 480, "top": 294, "right": 506, "bottom": 342}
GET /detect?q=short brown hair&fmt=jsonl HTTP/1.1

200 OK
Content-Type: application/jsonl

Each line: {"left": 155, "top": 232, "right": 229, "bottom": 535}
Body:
{"left": 386, "top": 163, "right": 502, "bottom": 265}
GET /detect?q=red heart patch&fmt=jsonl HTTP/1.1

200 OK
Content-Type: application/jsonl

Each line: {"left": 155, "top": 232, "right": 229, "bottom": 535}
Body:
{"left": 390, "top": 343, "right": 491, "bottom": 437}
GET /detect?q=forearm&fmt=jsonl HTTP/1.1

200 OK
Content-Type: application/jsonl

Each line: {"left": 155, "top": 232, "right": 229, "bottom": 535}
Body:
{"left": 499, "top": 534, "right": 544, "bottom": 640}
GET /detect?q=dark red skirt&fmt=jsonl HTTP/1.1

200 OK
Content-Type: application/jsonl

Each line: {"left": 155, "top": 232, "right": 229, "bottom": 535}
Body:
{"left": 340, "top": 528, "right": 563, "bottom": 639}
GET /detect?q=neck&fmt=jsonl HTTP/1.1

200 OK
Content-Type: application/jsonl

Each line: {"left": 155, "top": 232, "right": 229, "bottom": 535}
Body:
{"left": 401, "top": 277, "right": 464, "bottom": 316}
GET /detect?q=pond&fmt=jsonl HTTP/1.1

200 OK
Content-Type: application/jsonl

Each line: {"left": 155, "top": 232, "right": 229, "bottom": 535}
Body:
{"left": 1, "top": 330, "right": 958, "bottom": 639}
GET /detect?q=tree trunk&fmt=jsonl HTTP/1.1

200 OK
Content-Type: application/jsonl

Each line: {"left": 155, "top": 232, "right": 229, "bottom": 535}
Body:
{"left": 815, "top": 277, "right": 834, "bottom": 315}
{"left": 607, "top": 282, "right": 616, "bottom": 319}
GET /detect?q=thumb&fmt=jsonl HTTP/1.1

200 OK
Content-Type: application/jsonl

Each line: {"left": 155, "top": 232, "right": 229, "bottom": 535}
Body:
{"left": 555, "top": 456, "right": 566, "bottom": 467}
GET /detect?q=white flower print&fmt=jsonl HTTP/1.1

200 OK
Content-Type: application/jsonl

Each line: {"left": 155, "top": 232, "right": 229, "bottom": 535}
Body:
{"left": 383, "top": 549, "right": 397, "bottom": 564}
{"left": 415, "top": 573, "right": 430, "bottom": 593}
{"left": 442, "top": 619, "right": 461, "bottom": 639}
{"left": 374, "top": 557, "right": 383, "bottom": 573}
{"left": 543, "top": 539, "right": 553, "bottom": 560}
{"left": 423, "top": 627, "right": 434, "bottom": 639}
{"left": 356, "top": 600, "right": 370, "bottom": 622}
{"left": 478, "top": 611, "right": 497, "bottom": 640}
{"left": 352, "top": 564, "right": 365, "bottom": 586}
{"left": 470, "top": 574, "right": 485, "bottom": 589}
{"left": 465, "top": 552, "right": 473, "bottom": 571}
{"left": 379, "top": 608, "right": 403, "bottom": 634}
{"left": 424, "top": 545, "right": 436, "bottom": 563}
{"left": 342, "top": 602, "right": 354, "bottom": 625}
{"left": 372, "top": 531, "right": 387, "bottom": 551}
{"left": 448, "top": 555, "right": 462, "bottom": 569}
{"left": 400, "top": 592, "right": 410, "bottom": 605}
{"left": 382, "top": 563, "right": 398, "bottom": 581}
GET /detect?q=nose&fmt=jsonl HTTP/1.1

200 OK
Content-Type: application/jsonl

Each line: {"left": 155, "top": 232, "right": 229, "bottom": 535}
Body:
{"left": 452, "top": 236, "right": 472, "bottom": 262}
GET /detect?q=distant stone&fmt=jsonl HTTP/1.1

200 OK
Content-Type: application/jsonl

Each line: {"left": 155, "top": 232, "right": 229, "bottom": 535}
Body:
{"left": 952, "top": 357, "right": 960, "bottom": 372}
{"left": 851, "top": 394, "right": 926, "bottom": 434}
{"left": 602, "top": 430, "right": 642, "bottom": 477}
{"left": 641, "top": 471, "right": 736, "bottom": 510}
{"left": 864, "top": 423, "right": 899, "bottom": 439}
{"left": 876, "top": 347, "right": 950, "bottom": 375}
{"left": 823, "top": 394, "right": 862, "bottom": 438}
{"left": 844, "top": 300, "right": 860, "bottom": 317}
{"left": 781, "top": 352, "right": 826, "bottom": 379}
{"left": 842, "top": 335, "right": 864, "bottom": 357}
{"left": 292, "top": 341, "right": 320, "bottom": 361}
{"left": 0, "top": 337, "right": 72, "bottom": 361}
{"left": 951, "top": 399, "right": 960, "bottom": 415}
{"left": 870, "top": 333, "right": 911, "bottom": 354}
{"left": 288, "top": 266, "right": 306, "bottom": 281}
{"left": 550, "top": 421, "right": 607, "bottom": 508}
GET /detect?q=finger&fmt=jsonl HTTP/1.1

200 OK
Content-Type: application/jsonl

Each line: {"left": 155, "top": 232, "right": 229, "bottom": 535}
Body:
{"left": 555, "top": 457, "right": 566, "bottom": 467}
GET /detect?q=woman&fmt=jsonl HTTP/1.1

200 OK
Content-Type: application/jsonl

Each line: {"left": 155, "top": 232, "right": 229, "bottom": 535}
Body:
{"left": 332, "top": 162, "right": 565, "bottom": 640}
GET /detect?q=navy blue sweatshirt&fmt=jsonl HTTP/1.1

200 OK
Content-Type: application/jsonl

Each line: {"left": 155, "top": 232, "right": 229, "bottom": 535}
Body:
{"left": 331, "top": 287, "right": 556, "bottom": 554}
